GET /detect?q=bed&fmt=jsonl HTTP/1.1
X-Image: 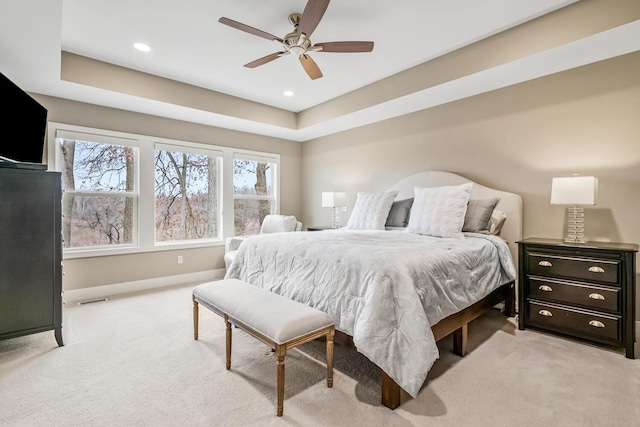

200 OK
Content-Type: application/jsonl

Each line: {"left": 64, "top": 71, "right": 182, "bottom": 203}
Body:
{"left": 225, "top": 171, "right": 522, "bottom": 409}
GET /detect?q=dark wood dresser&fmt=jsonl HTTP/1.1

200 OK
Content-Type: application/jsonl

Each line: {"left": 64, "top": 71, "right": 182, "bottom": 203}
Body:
{"left": 0, "top": 166, "right": 63, "bottom": 346}
{"left": 518, "top": 238, "right": 637, "bottom": 358}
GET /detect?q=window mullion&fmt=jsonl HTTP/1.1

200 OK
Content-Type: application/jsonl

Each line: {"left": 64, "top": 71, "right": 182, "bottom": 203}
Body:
{"left": 222, "top": 151, "right": 235, "bottom": 239}
{"left": 64, "top": 190, "right": 137, "bottom": 197}
{"left": 138, "top": 140, "right": 155, "bottom": 250}
{"left": 233, "top": 195, "right": 274, "bottom": 201}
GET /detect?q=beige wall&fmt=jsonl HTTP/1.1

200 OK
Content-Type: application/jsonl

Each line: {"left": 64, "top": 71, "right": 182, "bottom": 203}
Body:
{"left": 301, "top": 52, "right": 640, "bottom": 315}
{"left": 33, "top": 95, "right": 302, "bottom": 291}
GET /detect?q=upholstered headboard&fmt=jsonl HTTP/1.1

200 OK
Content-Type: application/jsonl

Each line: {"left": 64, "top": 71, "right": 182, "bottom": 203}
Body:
{"left": 387, "top": 171, "right": 523, "bottom": 267}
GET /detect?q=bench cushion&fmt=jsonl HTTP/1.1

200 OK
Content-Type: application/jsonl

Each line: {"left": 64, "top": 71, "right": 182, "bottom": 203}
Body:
{"left": 193, "top": 279, "right": 334, "bottom": 345}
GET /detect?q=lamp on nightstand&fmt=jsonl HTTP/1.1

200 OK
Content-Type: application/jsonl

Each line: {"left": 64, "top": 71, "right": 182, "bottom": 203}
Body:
{"left": 550, "top": 176, "right": 598, "bottom": 244}
{"left": 321, "top": 191, "right": 346, "bottom": 229}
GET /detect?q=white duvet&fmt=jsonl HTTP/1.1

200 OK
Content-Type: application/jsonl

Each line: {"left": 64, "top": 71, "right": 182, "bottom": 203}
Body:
{"left": 225, "top": 229, "right": 516, "bottom": 397}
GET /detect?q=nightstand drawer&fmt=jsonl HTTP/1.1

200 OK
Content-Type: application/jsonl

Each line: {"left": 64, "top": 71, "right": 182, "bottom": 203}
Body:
{"left": 528, "top": 278, "right": 620, "bottom": 313}
{"left": 528, "top": 253, "right": 619, "bottom": 284}
{"left": 527, "top": 301, "right": 621, "bottom": 342}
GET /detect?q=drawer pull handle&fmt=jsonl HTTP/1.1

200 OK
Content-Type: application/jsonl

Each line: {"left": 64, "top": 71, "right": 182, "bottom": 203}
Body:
{"left": 588, "top": 320, "right": 605, "bottom": 328}
{"left": 538, "top": 310, "right": 553, "bottom": 317}
{"left": 538, "top": 261, "right": 553, "bottom": 267}
{"left": 588, "top": 293, "right": 605, "bottom": 301}
{"left": 588, "top": 266, "right": 605, "bottom": 273}
{"left": 538, "top": 285, "right": 553, "bottom": 292}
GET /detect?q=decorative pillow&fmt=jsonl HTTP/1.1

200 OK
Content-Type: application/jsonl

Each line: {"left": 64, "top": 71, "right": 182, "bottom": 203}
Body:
{"left": 462, "top": 198, "right": 500, "bottom": 232}
{"left": 344, "top": 191, "right": 398, "bottom": 230}
{"left": 488, "top": 209, "right": 507, "bottom": 235}
{"left": 385, "top": 198, "right": 414, "bottom": 228}
{"left": 406, "top": 183, "right": 473, "bottom": 238}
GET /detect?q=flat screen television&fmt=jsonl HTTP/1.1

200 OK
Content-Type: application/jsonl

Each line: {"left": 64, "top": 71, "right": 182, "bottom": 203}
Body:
{"left": 0, "top": 71, "right": 48, "bottom": 164}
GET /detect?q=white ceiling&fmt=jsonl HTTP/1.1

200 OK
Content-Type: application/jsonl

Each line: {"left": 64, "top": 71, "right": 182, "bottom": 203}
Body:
{"left": 60, "top": 0, "right": 575, "bottom": 112}
{"left": 2, "top": 1, "right": 640, "bottom": 141}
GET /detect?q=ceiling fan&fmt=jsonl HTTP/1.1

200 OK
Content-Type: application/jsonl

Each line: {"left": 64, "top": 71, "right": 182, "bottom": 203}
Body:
{"left": 218, "top": 0, "right": 374, "bottom": 80}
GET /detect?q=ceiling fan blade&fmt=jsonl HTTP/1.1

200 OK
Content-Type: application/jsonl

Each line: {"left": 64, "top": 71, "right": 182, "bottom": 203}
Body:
{"left": 244, "top": 52, "right": 287, "bottom": 68}
{"left": 219, "top": 17, "right": 283, "bottom": 42}
{"left": 299, "top": 54, "right": 323, "bottom": 80}
{"left": 298, "top": 0, "right": 330, "bottom": 37}
{"left": 315, "top": 41, "right": 374, "bottom": 53}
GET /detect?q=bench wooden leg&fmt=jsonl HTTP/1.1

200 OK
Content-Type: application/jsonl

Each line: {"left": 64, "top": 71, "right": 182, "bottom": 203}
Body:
{"left": 453, "top": 323, "right": 468, "bottom": 357}
{"left": 326, "top": 328, "right": 334, "bottom": 388}
{"left": 193, "top": 297, "right": 199, "bottom": 340}
{"left": 276, "top": 345, "right": 286, "bottom": 417}
{"left": 225, "top": 315, "right": 232, "bottom": 370}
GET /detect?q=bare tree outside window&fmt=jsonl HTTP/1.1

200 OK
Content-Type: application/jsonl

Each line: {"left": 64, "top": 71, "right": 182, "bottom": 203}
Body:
{"left": 233, "top": 159, "right": 274, "bottom": 236}
{"left": 154, "top": 149, "right": 219, "bottom": 242}
{"left": 55, "top": 126, "right": 278, "bottom": 253}
{"left": 57, "top": 138, "right": 136, "bottom": 248}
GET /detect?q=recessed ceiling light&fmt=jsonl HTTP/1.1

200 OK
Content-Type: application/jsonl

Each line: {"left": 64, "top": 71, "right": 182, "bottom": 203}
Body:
{"left": 134, "top": 42, "right": 151, "bottom": 52}
{"left": 283, "top": 90, "right": 294, "bottom": 97}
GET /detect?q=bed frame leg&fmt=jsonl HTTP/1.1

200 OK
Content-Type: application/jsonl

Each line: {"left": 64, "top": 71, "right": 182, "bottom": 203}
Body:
{"left": 381, "top": 370, "right": 401, "bottom": 409}
{"left": 504, "top": 281, "right": 516, "bottom": 317}
{"left": 452, "top": 323, "right": 468, "bottom": 357}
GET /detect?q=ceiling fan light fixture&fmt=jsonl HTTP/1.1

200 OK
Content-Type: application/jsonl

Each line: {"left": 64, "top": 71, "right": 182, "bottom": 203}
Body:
{"left": 289, "top": 45, "right": 306, "bottom": 56}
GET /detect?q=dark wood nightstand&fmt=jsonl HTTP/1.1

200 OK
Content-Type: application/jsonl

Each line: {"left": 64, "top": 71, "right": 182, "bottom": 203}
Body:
{"left": 518, "top": 238, "right": 638, "bottom": 358}
{"left": 306, "top": 225, "right": 339, "bottom": 231}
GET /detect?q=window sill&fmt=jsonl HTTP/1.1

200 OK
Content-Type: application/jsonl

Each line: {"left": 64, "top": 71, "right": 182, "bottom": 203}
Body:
{"left": 63, "top": 239, "right": 225, "bottom": 259}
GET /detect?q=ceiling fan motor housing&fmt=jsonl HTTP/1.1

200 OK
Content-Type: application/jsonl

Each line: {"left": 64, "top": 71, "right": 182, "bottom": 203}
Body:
{"left": 285, "top": 13, "right": 311, "bottom": 55}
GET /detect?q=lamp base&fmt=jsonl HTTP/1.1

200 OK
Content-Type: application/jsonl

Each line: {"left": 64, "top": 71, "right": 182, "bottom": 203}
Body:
{"left": 565, "top": 204, "right": 586, "bottom": 244}
{"left": 330, "top": 207, "right": 339, "bottom": 229}
{"left": 564, "top": 236, "right": 587, "bottom": 244}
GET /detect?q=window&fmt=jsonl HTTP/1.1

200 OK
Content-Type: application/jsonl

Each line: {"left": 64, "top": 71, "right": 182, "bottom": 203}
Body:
{"left": 233, "top": 155, "right": 277, "bottom": 236}
{"left": 55, "top": 131, "right": 138, "bottom": 250}
{"left": 154, "top": 144, "right": 221, "bottom": 243}
{"left": 49, "top": 123, "right": 280, "bottom": 257}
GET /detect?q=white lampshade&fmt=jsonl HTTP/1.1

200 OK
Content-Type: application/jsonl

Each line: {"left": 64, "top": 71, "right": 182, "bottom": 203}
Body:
{"left": 322, "top": 191, "right": 346, "bottom": 208}
{"left": 550, "top": 176, "right": 598, "bottom": 206}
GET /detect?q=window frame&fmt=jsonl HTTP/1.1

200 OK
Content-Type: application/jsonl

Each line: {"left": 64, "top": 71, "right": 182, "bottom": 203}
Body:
{"left": 232, "top": 152, "right": 280, "bottom": 236}
{"left": 153, "top": 142, "right": 223, "bottom": 246}
{"left": 54, "top": 130, "right": 140, "bottom": 253}
{"left": 48, "top": 122, "right": 280, "bottom": 259}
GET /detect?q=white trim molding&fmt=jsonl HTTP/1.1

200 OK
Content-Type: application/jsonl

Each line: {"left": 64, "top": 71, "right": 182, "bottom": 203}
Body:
{"left": 63, "top": 269, "right": 225, "bottom": 304}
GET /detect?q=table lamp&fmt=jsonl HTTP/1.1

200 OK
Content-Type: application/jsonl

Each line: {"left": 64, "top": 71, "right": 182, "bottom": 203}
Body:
{"left": 550, "top": 176, "right": 598, "bottom": 243}
{"left": 321, "top": 192, "right": 346, "bottom": 229}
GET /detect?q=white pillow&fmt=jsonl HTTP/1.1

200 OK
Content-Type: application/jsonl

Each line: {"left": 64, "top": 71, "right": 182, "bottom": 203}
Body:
{"left": 488, "top": 209, "right": 507, "bottom": 235}
{"left": 344, "top": 191, "right": 398, "bottom": 230}
{"left": 406, "top": 183, "right": 473, "bottom": 238}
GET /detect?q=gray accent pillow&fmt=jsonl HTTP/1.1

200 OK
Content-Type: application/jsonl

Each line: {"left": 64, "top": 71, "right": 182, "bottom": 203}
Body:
{"left": 385, "top": 198, "right": 413, "bottom": 228}
{"left": 462, "top": 198, "right": 500, "bottom": 232}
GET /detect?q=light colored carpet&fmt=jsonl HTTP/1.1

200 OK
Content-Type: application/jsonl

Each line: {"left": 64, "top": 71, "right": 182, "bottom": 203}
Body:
{"left": 1, "top": 283, "right": 638, "bottom": 426}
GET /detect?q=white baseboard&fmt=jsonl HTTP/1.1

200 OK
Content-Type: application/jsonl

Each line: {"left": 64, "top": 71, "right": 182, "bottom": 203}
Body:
{"left": 63, "top": 269, "right": 226, "bottom": 304}
{"left": 62, "top": 279, "right": 640, "bottom": 342}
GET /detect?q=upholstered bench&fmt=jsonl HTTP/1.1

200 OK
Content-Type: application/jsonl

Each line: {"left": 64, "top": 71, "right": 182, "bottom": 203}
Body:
{"left": 192, "top": 279, "right": 335, "bottom": 417}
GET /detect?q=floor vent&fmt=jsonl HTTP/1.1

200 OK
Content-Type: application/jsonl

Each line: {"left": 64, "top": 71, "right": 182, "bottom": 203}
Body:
{"left": 77, "top": 298, "right": 108, "bottom": 305}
